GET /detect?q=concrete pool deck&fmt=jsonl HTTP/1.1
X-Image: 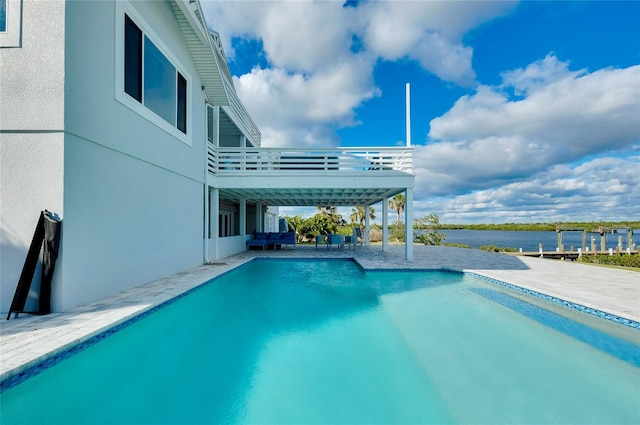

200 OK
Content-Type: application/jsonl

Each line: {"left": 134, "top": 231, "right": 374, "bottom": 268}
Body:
{"left": 1, "top": 244, "right": 638, "bottom": 385}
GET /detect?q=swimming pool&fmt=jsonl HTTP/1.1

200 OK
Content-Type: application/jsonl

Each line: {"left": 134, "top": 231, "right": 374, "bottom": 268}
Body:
{"left": 1, "top": 259, "right": 639, "bottom": 424}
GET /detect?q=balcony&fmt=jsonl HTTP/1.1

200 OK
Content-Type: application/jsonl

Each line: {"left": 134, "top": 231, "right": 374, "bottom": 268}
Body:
{"left": 206, "top": 145, "right": 414, "bottom": 207}
{"left": 208, "top": 146, "right": 413, "bottom": 176}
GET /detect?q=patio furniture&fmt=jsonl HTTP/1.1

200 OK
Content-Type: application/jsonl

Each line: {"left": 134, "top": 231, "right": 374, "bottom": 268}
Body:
{"left": 327, "top": 234, "right": 344, "bottom": 251}
{"left": 346, "top": 227, "right": 364, "bottom": 250}
{"left": 266, "top": 232, "right": 284, "bottom": 250}
{"left": 353, "top": 227, "right": 364, "bottom": 247}
{"left": 315, "top": 235, "right": 326, "bottom": 250}
{"left": 247, "top": 232, "right": 269, "bottom": 250}
{"left": 280, "top": 232, "right": 296, "bottom": 250}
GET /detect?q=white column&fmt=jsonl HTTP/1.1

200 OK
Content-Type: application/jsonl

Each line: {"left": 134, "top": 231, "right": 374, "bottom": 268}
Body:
{"left": 256, "top": 202, "right": 262, "bottom": 232}
{"left": 404, "top": 188, "right": 413, "bottom": 261}
{"left": 211, "top": 188, "right": 219, "bottom": 260}
{"left": 239, "top": 198, "right": 246, "bottom": 237}
{"left": 406, "top": 83, "right": 411, "bottom": 147}
{"left": 203, "top": 186, "right": 209, "bottom": 263}
{"left": 382, "top": 199, "right": 389, "bottom": 252}
{"left": 365, "top": 208, "right": 370, "bottom": 247}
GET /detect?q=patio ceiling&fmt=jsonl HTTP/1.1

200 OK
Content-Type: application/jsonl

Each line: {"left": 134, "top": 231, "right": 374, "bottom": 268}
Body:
{"left": 218, "top": 186, "right": 408, "bottom": 207}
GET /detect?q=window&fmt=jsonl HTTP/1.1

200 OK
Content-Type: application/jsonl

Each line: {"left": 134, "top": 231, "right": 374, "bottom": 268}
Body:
{"left": 1, "top": 0, "right": 7, "bottom": 32}
{"left": 0, "top": 0, "right": 22, "bottom": 47}
{"left": 219, "top": 211, "right": 234, "bottom": 237}
{"left": 117, "top": 8, "right": 190, "bottom": 141}
{"left": 177, "top": 73, "right": 187, "bottom": 134}
{"left": 124, "top": 15, "right": 142, "bottom": 102}
{"left": 207, "top": 104, "right": 215, "bottom": 143}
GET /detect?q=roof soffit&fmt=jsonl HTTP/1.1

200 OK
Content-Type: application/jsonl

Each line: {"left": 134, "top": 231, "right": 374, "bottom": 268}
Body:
{"left": 171, "top": 0, "right": 261, "bottom": 144}
{"left": 171, "top": 0, "right": 230, "bottom": 106}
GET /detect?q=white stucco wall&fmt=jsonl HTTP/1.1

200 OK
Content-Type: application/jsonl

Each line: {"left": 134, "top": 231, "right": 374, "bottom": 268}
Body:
{"left": 60, "top": 134, "right": 203, "bottom": 310}
{"left": 0, "top": 135, "right": 65, "bottom": 313}
{"left": 0, "top": 0, "right": 66, "bottom": 313}
{"left": 1, "top": 0, "right": 210, "bottom": 313}
{"left": 55, "top": 0, "right": 207, "bottom": 310}
{"left": 0, "top": 0, "right": 65, "bottom": 131}
{"left": 217, "top": 235, "right": 247, "bottom": 259}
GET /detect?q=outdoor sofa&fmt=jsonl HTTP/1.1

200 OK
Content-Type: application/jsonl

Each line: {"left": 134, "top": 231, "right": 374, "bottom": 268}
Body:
{"left": 246, "top": 232, "right": 268, "bottom": 250}
{"left": 247, "top": 232, "right": 296, "bottom": 250}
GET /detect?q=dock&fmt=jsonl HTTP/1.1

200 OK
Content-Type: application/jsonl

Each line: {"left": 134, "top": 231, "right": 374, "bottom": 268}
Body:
{"left": 508, "top": 226, "right": 638, "bottom": 260}
{"left": 510, "top": 250, "right": 639, "bottom": 261}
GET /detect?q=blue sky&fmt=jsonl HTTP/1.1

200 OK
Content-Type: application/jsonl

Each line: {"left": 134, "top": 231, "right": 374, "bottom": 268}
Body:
{"left": 201, "top": 0, "right": 640, "bottom": 224}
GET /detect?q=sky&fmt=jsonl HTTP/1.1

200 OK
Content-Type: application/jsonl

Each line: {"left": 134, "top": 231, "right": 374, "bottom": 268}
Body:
{"left": 200, "top": 0, "right": 640, "bottom": 224}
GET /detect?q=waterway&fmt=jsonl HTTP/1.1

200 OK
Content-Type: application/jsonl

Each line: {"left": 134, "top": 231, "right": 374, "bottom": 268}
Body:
{"left": 440, "top": 229, "right": 637, "bottom": 252}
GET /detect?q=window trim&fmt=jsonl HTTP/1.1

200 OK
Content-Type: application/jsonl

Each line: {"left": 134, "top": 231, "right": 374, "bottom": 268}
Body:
{"left": 115, "top": 2, "right": 192, "bottom": 145}
{"left": 0, "top": 0, "right": 22, "bottom": 48}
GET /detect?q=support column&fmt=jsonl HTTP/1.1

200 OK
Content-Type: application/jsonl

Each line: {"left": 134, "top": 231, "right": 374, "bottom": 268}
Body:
{"left": 203, "top": 186, "right": 209, "bottom": 263}
{"left": 365, "top": 208, "right": 370, "bottom": 247}
{"left": 211, "top": 188, "right": 219, "bottom": 260}
{"left": 239, "top": 198, "right": 246, "bottom": 237}
{"left": 256, "top": 202, "right": 262, "bottom": 232}
{"left": 382, "top": 199, "right": 389, "bottom": 252}
{"left": 404, "top": 188, "right": 413, "bottom": 261}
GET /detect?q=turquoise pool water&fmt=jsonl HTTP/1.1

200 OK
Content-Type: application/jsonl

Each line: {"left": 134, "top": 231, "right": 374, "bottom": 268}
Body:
{"left": 1, "top": 259, "right": 639, "bottom": 424}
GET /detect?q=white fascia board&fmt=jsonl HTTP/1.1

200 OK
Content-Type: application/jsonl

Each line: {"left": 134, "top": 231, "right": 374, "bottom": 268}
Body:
{"left": 173, "top": 0, "right": 208, "bottom": 45}
{"left": 176, "top": 0, "right": 261, "bottom": 140}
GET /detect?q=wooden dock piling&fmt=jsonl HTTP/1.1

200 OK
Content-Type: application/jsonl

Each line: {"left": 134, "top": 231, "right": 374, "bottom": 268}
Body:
{"left": 513, "top": 225, "right": 637, "bottom": 260}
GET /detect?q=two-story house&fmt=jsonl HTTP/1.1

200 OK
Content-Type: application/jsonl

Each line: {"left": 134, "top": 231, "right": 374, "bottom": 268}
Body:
{"left": 0, "top": 0, "right": 414, "bottom": 313}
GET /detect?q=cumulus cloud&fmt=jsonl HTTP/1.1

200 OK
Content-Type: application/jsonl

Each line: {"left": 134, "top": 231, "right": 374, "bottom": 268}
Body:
{"left": 199, "top": 2, "right": 638, "bottom": 223}
{"left": 233, "top": 58, "right": 379, "bottom": 147}
{"left": 200, "top": 0, "right": 515, "bottom": 147}
{"left": 202, "top": 1, "right": 358, "bottom": 72}
{"left": 419, "top": 56, "right": 640, "bottom": 196}
{"left": 358, "top": 1, "right": 515, "bottom": 85}
{"left": 415, "top": 155, "right": 640, "bottom": 223}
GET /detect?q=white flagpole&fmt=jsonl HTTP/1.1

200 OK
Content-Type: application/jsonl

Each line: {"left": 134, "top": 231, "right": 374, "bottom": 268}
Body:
{"left": 406, "top": 83, "right": 411, "bottom": 147}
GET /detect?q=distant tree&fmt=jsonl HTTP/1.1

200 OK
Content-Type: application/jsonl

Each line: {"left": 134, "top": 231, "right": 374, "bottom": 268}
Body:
{"left": 388, "top": 194, "right": 406, "bottom": 242}
{"left": 307, "top": 208, "right": 346, "bottom": 236}
{"left": 388, "top": 194, "right": 405, "bottom": 224}
{"left": 284, "top": 215, "right": 305, "bottom": 242}
{"left": 316, "top": 206, "right": 346, "bottom": 230}
{"left": 350, "top": 206, "right": 375, "bottom": 232}
{"left": 415, "top": 214, "right": 446, "bottom": 245}
{"left": 317, "top": 206, "right": 337, "bottom": 216}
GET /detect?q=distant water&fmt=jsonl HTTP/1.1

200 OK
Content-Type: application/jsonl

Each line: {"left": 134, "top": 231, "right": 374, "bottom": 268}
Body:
{"left": 441, "top": 229, "right": 638, "bottom": 252}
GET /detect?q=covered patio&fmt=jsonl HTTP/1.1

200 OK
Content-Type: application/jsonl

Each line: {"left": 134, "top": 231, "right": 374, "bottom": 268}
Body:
{"left": 205, "top": 146, "right": 416, "bottom": 261}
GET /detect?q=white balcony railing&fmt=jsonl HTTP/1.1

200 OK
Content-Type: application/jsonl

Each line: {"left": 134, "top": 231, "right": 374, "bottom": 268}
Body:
{"left": 208, "top": 146, "right": 413, "bottom": 176}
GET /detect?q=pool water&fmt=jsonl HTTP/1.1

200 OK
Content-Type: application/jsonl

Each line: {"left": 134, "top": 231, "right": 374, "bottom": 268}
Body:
{"left": 1, "top": 259, "right": 639, "bottom": 424}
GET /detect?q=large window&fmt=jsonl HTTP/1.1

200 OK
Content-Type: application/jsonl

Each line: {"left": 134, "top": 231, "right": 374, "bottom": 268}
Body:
{"left": 118, "top": 9, "right": 189, "bottom": 140}
{"left": 0, "top": 0, "right": 22, "bottom": 47}
{"left": 1, "top": 0, "right": 7, "bottom": 32}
